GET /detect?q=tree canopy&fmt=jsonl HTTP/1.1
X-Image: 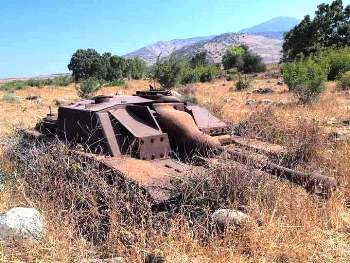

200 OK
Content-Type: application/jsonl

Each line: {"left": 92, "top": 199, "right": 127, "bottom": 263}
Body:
{"left": 189, "top": 51, "right": 209, "bottom": 68}
{"left": 68, "top": 49, "right": 148, "bottom": 81}
{"left": 282, "top": 0, "right": 350, "bottom": 61}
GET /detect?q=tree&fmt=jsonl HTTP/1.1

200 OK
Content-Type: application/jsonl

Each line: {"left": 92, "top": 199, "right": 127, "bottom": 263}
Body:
{"left": 282, "top": 58, "right": 327, "bottom": 103}
{"left": 68, "top": 49, "right": 107, "bottom": 81}
{"left": 222, "top": 45, "right": 247, "bottom": 70}
{"left": 124, "top": 57, "right": 148, "bottom": 80}
{"left": 108, "top": 55, "right": 126, "bottom": 81}
{"left": 221, "top": 45, "right": 266, "bottom": 73}
{"left": 282, "top": 0, "right": 350, "bottom": 61}
{"left": 240, "top": 52, "right": 266, "bottom": 73}
{"left": 190, "top": 51, "right": 209, "bottom": 68}
{"left": 151, "top": 53, "right": 188, "bottom": 89}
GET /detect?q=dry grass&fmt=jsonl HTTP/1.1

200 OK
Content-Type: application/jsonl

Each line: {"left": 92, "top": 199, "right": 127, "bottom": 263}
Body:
{"left": 1, "top": 76, "right": 350, "bottom": 262}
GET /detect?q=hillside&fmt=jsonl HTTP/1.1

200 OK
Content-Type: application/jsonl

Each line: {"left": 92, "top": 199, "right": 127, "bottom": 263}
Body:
{"left": 240, "top": 16, "right": 300, "bottom": 39}
{"left": 176, "top": 33, "right": 283, "bottom": 64}
{"left": 126, "top": 33, "right": 282, "bottom": 64}
{"left": 125, "top": 16, "right": 299, "bottom": 64}
{"left": 124, "top": 35, "right": 214, "bottom": 65}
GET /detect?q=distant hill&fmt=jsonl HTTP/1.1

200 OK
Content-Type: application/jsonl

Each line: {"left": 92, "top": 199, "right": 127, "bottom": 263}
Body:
{"left": 125, "top": 16, "right": 300, "bottom": 65}
{"left": 126, "top": 33, "right": 282, "bottom": 65}
{"left": 125, "top": 36, "right": 215, "bottom": 65}
{"left": 176, "top": 33, "right": 282, "bottom": 64}
{"left": 240, "top": 16, "right": 300, "bottom": 39}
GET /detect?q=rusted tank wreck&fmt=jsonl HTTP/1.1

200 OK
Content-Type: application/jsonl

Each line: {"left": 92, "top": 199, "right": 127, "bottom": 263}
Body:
{"left": 29, "top": 88, "right": 337, "bottom": 204}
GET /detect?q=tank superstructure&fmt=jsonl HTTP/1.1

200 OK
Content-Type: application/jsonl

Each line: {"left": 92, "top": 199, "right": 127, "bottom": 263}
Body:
{"left": 31, "top": 88, "right": 337, "bottom": 204}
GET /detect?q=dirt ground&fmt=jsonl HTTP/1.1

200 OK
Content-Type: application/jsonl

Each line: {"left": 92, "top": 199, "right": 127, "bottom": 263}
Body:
{"left": 1, "top": 76, "right": 350, "bottom": 262}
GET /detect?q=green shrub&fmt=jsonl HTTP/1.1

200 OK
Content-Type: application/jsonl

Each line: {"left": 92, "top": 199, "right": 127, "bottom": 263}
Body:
{"left": 189, "top": 51, "right": 208, "bottom": 68}
{"left": 52, "top": 76, "right": 73, "bottom": 86}
{"left": 222, "top": 45, "right": 247, "bottom": 70}
{"left": 196, "top": 65, "right": 221, "bottom": 82}
{"left": 282, "top": 59, "right": 327, "bottom": 103}
{"left": 226, "top": 72, "right": 238, "bottom": 81}
{"left": 151, "top": 53, "right": 188, "bottom": 89}
{"left": 27, "top": 79, "right": 44, "bottom": 87}
{"left": 222, "top": 44, "right": 266, "bottom": 73}
{"left": 311, "top": 47, "right": 350, "bottom": 80}
{"left": 0, "top": 81, "right": 28, "bottom": 91}
{"left": 182, "top": 65, "right": 221, "bottom": 84}
{"left": 77, "top": 78, "right": 102, "bottom": 98}
{"left": 181, "top": 69, "right": 200, "bottom": 84}
{"left": 337, "top": 71, "right": 350, "bottom": 90}
{"left": 124, "top": 57, "right": 148, "bottom": 80}
{"left": 235, "top": 74, "right": 252, "bottom": 91}
{"left": 2, "top": 93, "right": 20, "bottom": 103}
{"left": 240, "top": 52, "right": 266, "bottom": 73}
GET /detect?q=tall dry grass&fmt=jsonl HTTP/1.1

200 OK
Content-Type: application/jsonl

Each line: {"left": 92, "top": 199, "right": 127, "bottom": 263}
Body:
{"left": 0, "top": 78, "right": 350, "bottom": 262}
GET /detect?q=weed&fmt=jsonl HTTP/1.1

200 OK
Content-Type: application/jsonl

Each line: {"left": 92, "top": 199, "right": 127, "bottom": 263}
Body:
{"left": 235, "top": 74, "right": 252, "bottom": 91}
{"left": 2, "top": 93, "right": 20, "bottom": 103}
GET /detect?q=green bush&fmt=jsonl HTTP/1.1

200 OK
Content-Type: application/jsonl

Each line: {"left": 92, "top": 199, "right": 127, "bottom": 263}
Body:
{"left": 235, "top": 74, "right": 252, "bottom": 91}
{"left": 124, "top": 57, "right": 148, "bottom": 80}
{"left": 182, "top": 65, "right": 221, "bottom": 84}
{"left": 2, "top": 93, "right": 20, "bottom": 103}
{"left": 337, "top": 71, "right": 350, "bottom": 90}
{"left": 52, "top": 76, "right": 73, "bottom": 86}
{"left": 222, "top": 45, "right": 247, "bottom": 70}
{"left": 282, "top": 59, "right": 327, "bottom": 103}
{"left": 196, "top": 65, "right": 221, "bottom": 82}
{"left": 77, "top": 78, "right": 102, "bottom": 98}
{"left": 189, "top": 51, "right": 208, "bottom": 68}
{"left": 151, "top": 53, "right": 188, "bottom": 89}
{"left": 0, "top": 81, "right": 28, "bottom": 91}
{"left": 222, "top": 44, "right": 266, "bottom": 73}
{"left": 240, "top": 52, "right": 266, "bottom": 73}
{"left": 0, "top": 76, "right": 73, "bottom": 91}
{"left": 226, "top": 72, "right": 238, "bottom": 81}
{"left": 313, "top": 47, "right": 350, "bottom": 80}
{"left": 181, "top": 69, "right": 200, "bottom": 84}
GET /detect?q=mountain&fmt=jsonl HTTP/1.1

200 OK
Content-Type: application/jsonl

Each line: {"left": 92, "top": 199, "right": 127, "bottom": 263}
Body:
{"left": 125, "top": 35, "right": 215, "bottom": 65}
{"left": 125, "top": 16, "right": 300, "bottom": 65}
{"left": 240, "top": 16, "right": 300, "bottom": 39}
{"left": 126, "top": 33, "right": 282, "bottom": 65}
{"left": 176, "top": 33, "right": 283, "bottom": 64}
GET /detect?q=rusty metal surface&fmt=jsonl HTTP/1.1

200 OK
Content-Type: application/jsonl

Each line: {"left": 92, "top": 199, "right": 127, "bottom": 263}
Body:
{"left": 230, "top": 135, "right": 288, "bottom": 159}
{"left": 96, "top": 112, "right": 121, "bottom": 156}
{"left": 109, "top": 106, "right": 171, "bottom": 160}
{"left": 225, "top": 147, "right": 336, "bottom": 198}
{"left": 86, "top": 153, "right": 193, "bottom": 203}
{"left": 64, "top": 96, "right": 155, "bottom": 112}
{"left": 35, "top": 87, "right": 337, "bottom": 201}
{"left": 109, "top": 107, "right": 161, "bottom": 137}
{"left": 186, "top": 105, "right": 230, "bottom": 135}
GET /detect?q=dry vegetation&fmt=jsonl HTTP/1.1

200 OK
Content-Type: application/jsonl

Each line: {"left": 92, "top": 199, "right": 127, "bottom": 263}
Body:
{"left": 1, "top": 72, "right": 350, "bottom": 262}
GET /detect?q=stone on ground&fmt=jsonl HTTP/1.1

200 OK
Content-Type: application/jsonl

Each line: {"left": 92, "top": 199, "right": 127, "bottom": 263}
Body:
{"left": 0, "top": 207, "right": 44, "bottom": 241}
{"left": 211, "top": 209, "right": 250, "bottom": 228}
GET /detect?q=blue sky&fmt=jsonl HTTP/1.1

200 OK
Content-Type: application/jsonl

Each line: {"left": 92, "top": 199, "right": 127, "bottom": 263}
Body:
{"left": 0, "top": 0, "right": 348, "bottom": 78}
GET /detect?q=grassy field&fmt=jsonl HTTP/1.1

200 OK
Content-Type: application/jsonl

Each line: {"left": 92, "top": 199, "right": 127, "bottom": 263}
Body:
{"left": 0, "top": 74, "right": 350, "bottom": 262}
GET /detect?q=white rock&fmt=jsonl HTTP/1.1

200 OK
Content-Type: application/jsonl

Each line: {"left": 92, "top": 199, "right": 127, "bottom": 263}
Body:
{"left": 0, "top": 207, "right": 44, "bottom": 241}
{"left": 211, "top": 209, "right": 250, "bottom": 228}
{"left": 82, "top": 258, "right": 125, "bottom": 263}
